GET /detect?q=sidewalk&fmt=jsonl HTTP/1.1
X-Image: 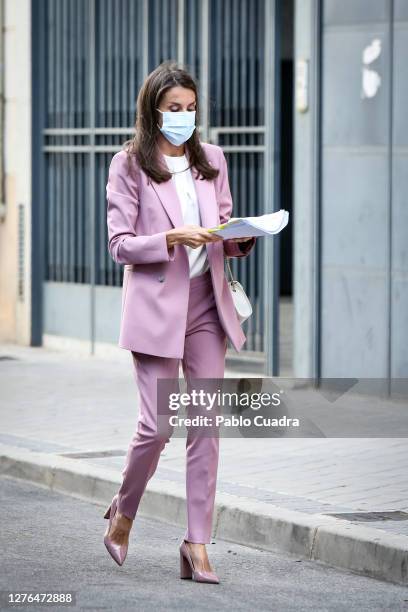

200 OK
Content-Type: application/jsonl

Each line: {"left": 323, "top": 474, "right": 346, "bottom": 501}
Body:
{"left": 0, "top": 343, "right": 407, "bottom": 585}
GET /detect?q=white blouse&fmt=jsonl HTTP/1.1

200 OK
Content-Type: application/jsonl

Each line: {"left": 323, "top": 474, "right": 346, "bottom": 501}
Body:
{"left": 163, "top": 153, "right": 210, "bottom": 279}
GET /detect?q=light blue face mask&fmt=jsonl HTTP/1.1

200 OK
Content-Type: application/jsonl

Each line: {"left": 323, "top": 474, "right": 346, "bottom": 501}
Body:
{"left": 156, "top": 109, "right": 196, "bottom": 146}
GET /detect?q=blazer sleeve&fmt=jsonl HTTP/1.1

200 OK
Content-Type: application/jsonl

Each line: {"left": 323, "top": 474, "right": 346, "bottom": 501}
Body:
{"left": 106, "top": 152, "right": 175, "bottom": 265}
{"left": 215, "top": 146, "right": 257, "bottom": 259}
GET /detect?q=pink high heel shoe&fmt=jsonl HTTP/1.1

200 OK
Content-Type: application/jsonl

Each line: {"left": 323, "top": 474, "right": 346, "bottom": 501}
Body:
{"left": 179, "top": 540, "right": 219, "bottom": 584}
{"left": 103, "top": 494, "right": 128, "bottom": 566}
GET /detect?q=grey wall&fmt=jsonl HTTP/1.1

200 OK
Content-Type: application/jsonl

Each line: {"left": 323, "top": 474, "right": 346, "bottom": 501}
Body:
{"left": 391, "top": 1, "right": 408, "bottom": 378}
{"left": 44, "top": 282, "right": 122, "bottom": 344}
{"left": 320, "top": 0, "right": 408, "bottom": 380}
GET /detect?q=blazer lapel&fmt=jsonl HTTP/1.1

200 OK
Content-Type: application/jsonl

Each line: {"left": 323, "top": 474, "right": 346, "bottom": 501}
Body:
{"left": 187, "top": 146, "right": 220, "bottom": 231}
{"left": 149, "top": 159, "right": 184, "bottom": 229}
{"left": 149, "top": 147, "right": 219, "bottom": 232}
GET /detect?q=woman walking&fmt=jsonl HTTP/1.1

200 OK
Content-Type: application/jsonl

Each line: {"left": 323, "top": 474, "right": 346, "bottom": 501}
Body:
{"left": 104, "top": 61, "right": 256, "bottom": 584}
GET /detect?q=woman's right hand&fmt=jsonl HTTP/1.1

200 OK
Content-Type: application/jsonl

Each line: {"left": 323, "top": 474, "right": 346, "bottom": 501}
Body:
{"left": 166, "top": 225, "right": 223, "bottom": 249}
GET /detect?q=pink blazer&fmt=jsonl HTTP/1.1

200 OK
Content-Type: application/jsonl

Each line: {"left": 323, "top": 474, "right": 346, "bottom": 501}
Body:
{"left": 106, "top": 142, "right": 256, "bottom": 359}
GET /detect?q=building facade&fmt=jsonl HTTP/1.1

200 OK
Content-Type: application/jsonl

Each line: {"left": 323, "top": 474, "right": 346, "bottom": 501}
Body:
{"left": 1, "top": 0, "right": 407, "bottom": 394}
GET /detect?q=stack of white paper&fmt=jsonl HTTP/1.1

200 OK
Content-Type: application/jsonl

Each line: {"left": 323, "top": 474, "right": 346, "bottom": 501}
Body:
{"left": 207, "top": 209, "right": 289, "bottom": 239}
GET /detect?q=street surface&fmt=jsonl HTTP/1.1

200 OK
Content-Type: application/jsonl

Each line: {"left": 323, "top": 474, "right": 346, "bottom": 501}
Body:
{"left": 1, "top": 476, "right": 407, "bottom": 612}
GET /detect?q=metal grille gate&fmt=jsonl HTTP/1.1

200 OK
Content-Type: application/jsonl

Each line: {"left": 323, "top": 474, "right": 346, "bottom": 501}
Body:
{"left": 36, "top": 0, "right": 279, "bottom": 366}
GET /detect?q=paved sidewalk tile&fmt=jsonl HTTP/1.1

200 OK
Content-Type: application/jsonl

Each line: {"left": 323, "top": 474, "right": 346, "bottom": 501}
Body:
{"left": 1, "top": 343, "right": 407, "bottom": 538}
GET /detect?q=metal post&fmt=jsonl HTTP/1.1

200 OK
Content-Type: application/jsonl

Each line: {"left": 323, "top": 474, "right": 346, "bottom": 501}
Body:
{"left": 312, "top": 0, "right": 322, "bottom": 385}
{"left": 200, "top": 0, "right": 210, "bottom": 142}
{"left": 31, "top": 0, "right": 46, "bottom": 345}
{"left": 142, "top": 0, "right": 149, "bottom": 79}
{"left": 177, "top": 0, "right": 185, "bottom": 65}
{"left": 89, "top": 0, "right": 96, "bottom": 355}
{"left": 263, "top": 0, "right": 281, "bottom": 376}
{"left": 386, "top": 0, "right": 394, "bottom": 396}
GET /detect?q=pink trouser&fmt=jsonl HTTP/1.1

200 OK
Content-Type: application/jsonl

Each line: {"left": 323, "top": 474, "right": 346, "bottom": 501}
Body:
{"left": 116, "top": 269, "right": 227, "bottom": 543}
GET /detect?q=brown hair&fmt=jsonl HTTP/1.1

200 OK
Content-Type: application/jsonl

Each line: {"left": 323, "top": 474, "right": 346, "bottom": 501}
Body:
{"left": 123, "top": 61, "right": 219, "bottom": 184}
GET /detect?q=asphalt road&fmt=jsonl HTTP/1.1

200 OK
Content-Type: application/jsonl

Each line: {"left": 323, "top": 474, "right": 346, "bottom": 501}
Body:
{"left": 1, "top": 476, "right": 407, "bottom": 612}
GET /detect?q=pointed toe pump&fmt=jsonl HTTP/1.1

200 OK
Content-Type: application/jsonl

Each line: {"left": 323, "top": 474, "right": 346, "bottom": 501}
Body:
{"left": 103, "top": 494, "right": 128, "bottom": 566}
{"left": 179, "top": 540, "right": 220, "bottom": 584}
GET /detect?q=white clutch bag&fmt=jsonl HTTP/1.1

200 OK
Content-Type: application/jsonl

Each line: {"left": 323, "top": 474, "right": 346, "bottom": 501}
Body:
{"left": 225, "top": 257, "right": 253, "bottom": 325}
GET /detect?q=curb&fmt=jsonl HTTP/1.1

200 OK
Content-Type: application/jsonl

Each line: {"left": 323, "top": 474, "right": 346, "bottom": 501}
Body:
{"left": 1, "top": 443, "right": 407, "bottom": 586}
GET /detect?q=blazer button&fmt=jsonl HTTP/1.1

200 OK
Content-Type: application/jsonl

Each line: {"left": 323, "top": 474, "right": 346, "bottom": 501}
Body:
{"left": 158, "top": 274, "right": 165, "bottom": 282}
